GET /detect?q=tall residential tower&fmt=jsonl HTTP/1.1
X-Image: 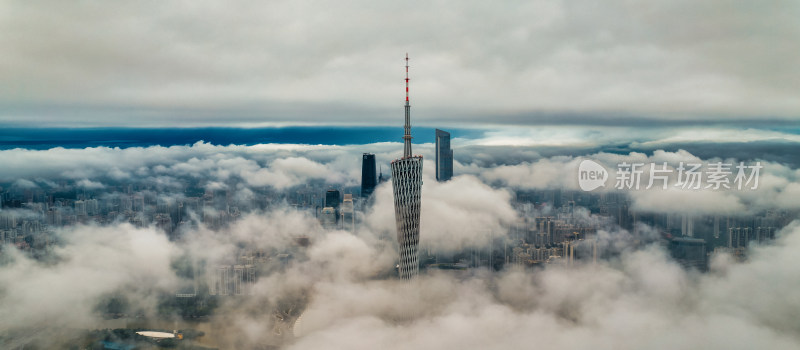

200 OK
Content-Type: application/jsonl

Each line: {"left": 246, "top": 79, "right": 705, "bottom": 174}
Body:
{"left": 361, "top": 153, "right": 377, "bottom": 198}
{"left": 435, "top": 129, "right": 453, "bottom": 181}
{"left": 391, "top": 54, "right": 423, "bottom": 280}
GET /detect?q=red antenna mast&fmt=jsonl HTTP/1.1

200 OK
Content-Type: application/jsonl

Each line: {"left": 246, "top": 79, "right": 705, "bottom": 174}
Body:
{"left": 405, "top": 53, "right": 410, "bottom": 103}
{"left": 403, "top": 53, "right": 412, "bottom": 157}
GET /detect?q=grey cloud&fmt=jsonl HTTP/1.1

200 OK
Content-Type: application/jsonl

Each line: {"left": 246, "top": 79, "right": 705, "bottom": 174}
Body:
{"left": 289, "top": 222, "right": 800, "bottom": 350}
{"left": 0, "top": 223, "right": 178, "bottom": 330}
{"left": 0, "top": 1, "right": 798, "bottom": 127}
{"left": 76, "top": 178, "right": 105, "bottom": 190}
{"left": 365, "top": 173, "right": 518, "bottom": 253}
{"left": 11, "top": 178, "right": 37, "bottom": 189}
{"left": 475, "top": 149, "right": 800, "bottom": 215}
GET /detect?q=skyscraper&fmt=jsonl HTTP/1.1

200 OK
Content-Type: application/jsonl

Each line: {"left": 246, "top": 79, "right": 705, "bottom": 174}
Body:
{"left": 669, "top": 237, "right": 706, "bottom": 270}
{"left": 391, "top": 54, "right": 423, "bottom": 280}
{"left": 435, "top": 129, "right": 453, "bottom": 182}
{"left": 341, "top": 194, "right": 355, "bottom": 232}
{"left": 320, "top": 207, "right": 337, "bottom": 229}
{"left": 361, "top": 153, "right": 377, "bottom": 197}
{"left": 325, "top": 189, "right": 341, "bottom": 210}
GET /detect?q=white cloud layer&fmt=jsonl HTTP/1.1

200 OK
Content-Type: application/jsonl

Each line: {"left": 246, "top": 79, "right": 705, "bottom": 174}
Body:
{"left": 1, "top": 142, "right": 798, "bottom": 215}
{"left": 0, "top": 140, "right": 799, "bottom": 347}
{"left": 6, "top": 214, "right": 800, "bottom": 348}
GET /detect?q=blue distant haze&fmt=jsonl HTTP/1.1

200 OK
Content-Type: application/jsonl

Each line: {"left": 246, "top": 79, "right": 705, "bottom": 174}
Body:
{"left": 0, "top": 127, "right": 483, "bottom": 150}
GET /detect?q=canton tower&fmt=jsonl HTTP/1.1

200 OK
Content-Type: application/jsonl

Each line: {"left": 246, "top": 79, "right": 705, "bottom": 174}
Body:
{"left": 391, "top": 53, "right": 423, "bottom": 280}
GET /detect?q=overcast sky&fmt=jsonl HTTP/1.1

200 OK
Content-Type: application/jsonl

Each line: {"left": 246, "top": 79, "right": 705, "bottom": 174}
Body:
{"left": 0, "top": 0, "right": 798, "bottom": 128}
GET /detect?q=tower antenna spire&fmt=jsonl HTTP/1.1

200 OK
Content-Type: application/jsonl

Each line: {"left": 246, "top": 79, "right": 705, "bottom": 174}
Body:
{"left": 403, "top": 53, "right": 412, "bottom": 157}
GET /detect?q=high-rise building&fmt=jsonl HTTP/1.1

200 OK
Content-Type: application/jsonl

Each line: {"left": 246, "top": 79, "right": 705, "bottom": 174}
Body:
{"left": 209, "top": 264, "right": 255, "bottom": 296}
{"left": 341, "top": 194, "right": 355, "bottom": 232}
{"left": 74, "top": 200, "right": 87, "bottom": 217}
{"left": 320, "top": 207, "right": 337, "bottom": 229}
{"left": 325, "top": 189, "right": 341, "bottom": 210}
{"left": 232, "top": 264, "right": 256, "bottom": 295}
{"left": 391, "top": 54, "right": 423, "bottom": 280}
{"left": 553, "top": 188, "right": 562, "bottom": 209}
{"left": 669, "top": 237, "right": 706, "bottom": 270}
{"left": 155, "top": 213, "right": 173, "bottom": 235}
{"left": 325, "top": 189, "right": 341, "bottom": 224}
{"left": 209, "top": 266, "right": 231, "bottom": 296}
{"left": 435, "top": 129, "right": 453, "bottom": 182}
{"left": 361, "top": 153, "right": 377, "bottom": 198}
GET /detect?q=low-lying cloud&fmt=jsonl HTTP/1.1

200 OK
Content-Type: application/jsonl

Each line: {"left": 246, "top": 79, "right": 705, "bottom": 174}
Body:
{"left": 0, "top": 140, "right": 799, "bottom": 348}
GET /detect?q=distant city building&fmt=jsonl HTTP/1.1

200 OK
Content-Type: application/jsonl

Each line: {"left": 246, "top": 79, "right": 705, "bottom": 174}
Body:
{"left": 534, "top": 217, "right": 553, "bottom": 246}
{"left": 320, "top": 207, "right": 337, "bottom": 229}
{"left": 669, "top": 237, "right": 706, "bottom": 270}
{"left": 47, "top": 208, "right": 63, "bottom": 226}
{"left": 325, "top": 189, "right": 341, "bottom": 210}
{"left": 209, "top": 266, "right": 231, "bottom": 296}
{"left": 552, "top": 188, "right": 562, "bottom": 209}
{"left": 74, "top": 200, "right": 87, "bottom": 217}
{"left": 341, "top": 194, "right": 355, "bottom": 231}
{"left": 391, "top": 54, "right": 423, "bottom": 280}
{"left": 86, "top": 199, "right": 99, "bottom": 216}
{"left": 121, "top": 196, "right": 133, "bottom": 212}
{"left": 209, "top": 264, "right": 255, "bottom": 296}
{"left": 232, "top": 264, "right": 256, "bottom": 295}
{"left": 155, "top": 213, "right": 173, "bottom": 234}
{"left": 435, "top": 129, "right": 453, "bottom": 182}
{"left": 681, "top": 214, "right": 694, "bottom": 237}
{"left": 728, "top": 227, "right": 752, "bottom": 248}
{"left": 133, "top": 195, "right": 145, "bottom": 212}
{"left": 325, "top": 189, "right": 341, "bottom": 225}
{"left": 361, "top": 153, "right": 377, "bottom": 197}
{"left": 755, "top": 226, "right": 775, "bottom": 243}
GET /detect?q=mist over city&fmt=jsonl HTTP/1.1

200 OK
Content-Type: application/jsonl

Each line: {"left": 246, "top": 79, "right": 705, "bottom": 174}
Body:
{"left": 1, "top": 1, "right": 799, "bottom": 349}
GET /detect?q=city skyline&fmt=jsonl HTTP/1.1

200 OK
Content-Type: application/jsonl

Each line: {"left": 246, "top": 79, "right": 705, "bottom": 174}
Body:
{"left": 1, "top": 2, "right": 799, "bottom": 349}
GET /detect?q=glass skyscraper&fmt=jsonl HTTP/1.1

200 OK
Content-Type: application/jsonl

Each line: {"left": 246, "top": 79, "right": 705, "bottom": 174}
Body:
{"left": 435, "top": 129, "right": 453, "bottom": 182}
{"left": 361, "top": 153, "right": 377, "bottom": 197}
{"left": 325, "top": 189, "right": 341, "bottom": 209}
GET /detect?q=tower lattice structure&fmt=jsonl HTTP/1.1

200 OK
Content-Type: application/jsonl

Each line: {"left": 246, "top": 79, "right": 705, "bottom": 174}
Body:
{"left": 391, "top": 54, "right": 423, "bottom": 280}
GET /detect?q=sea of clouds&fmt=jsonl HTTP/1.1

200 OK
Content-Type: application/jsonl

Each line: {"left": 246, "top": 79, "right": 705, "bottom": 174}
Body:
{"left": 0, "top": 141, "right": 798, "bottom": 348}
